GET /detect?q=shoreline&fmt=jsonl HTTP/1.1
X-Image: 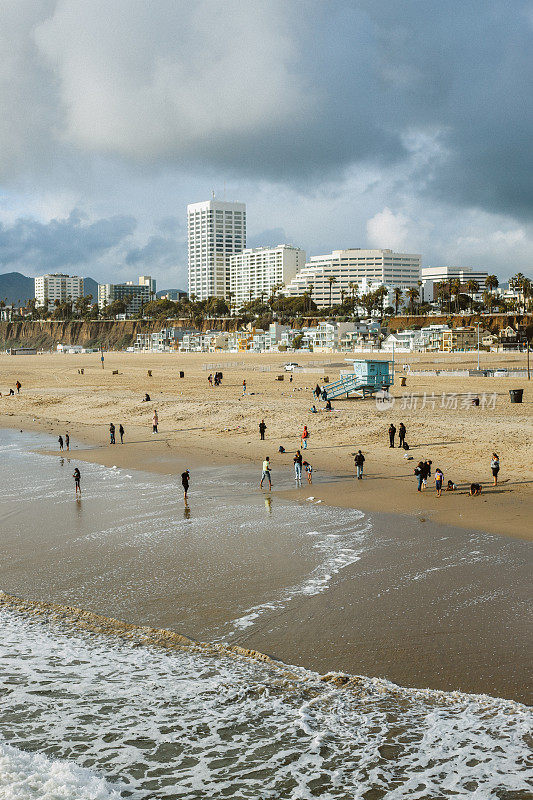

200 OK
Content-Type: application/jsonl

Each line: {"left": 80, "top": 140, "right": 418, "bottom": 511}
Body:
{"left": 1, "top": 410, "right": 531, "bottom": 542}
{"left": 1, "top": 424, "right": 531, "bottom": 703}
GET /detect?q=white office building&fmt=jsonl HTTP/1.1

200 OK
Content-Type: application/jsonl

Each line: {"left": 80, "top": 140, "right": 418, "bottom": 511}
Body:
{"left": 98, "top": 275, "right": 156, "bottom": 314}
{"left": 284, "top": 249, "right": 421, "bottom": 308}
{"left": 421, "top": 266, "right": 490, "bottom": 302}
{"left": 230, "top": 245, "right": 306, "bottom": 310}
{"left": 187, "top": 199, "right": 246, "bottom": 301}
{"left": 35, "top": 274, "right": 84, "bottom": 311}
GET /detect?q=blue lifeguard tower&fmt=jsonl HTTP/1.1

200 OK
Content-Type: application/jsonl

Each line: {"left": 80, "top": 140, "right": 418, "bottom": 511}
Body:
{"left": 317, "top": 359, "right": 394, "bottom": 400}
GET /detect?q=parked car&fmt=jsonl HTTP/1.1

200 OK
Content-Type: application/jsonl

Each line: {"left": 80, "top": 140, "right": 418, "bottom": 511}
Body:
{"left": 284, "top": 362, "right": 300, "bottom": 371}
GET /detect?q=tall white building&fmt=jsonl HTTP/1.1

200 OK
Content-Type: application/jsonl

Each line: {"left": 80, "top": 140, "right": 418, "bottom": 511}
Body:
{"left": 98, "top": 275, "right": 156, "bottom": 314}
{"left": 187, "top": 199, "right": 246, "bottom": 301}
{"left": 230, "top": 245, "right": 306, "bottom": 310}
{"left": 421, "top": 266, "right": 490, "bottom": 302}
{"left": 284, "top": 249, "right": 421, "bottom": 307}
{"left": 34, "top": 273, "right": 84, "bottom": 311}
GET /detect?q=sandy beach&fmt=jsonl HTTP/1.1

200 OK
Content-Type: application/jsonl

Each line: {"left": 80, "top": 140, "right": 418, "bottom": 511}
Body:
{"left": 1, "top": 350, "right": 531, "bottom": 540}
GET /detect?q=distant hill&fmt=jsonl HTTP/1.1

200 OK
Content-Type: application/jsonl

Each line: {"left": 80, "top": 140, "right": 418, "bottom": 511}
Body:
{"left": 83, "top": 277, "right": 98, "bottom": 302}
{"left": 0, "top": 272, "right": 99, "bottom": 305}
{"left": 156, "top": 288, "right": 187, "bottom": 300}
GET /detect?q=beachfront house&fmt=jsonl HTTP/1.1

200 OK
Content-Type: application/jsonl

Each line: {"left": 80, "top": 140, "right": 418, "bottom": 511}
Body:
{"left": 441, "top": 327, "right": 490, "bottom": 352}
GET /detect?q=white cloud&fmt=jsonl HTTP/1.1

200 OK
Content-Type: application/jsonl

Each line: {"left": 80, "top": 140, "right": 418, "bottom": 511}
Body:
{"left": 366, "top": 207, "right": 410, "bottom": 250}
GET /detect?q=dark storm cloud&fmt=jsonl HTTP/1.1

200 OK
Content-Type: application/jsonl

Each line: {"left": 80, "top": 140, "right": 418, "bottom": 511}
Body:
{"left": 1, "top": 0, "right": 531, "bottom": 226}
{"left": 0, "top": 210, "right": 136, "bottom": 273}
{"left": 125, "top": 236, "right": 183, "bottom": 270}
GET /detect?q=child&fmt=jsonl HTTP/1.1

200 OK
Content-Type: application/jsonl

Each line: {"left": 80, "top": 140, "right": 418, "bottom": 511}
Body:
{"left": 435, "top": 468, "right": 443, "bottom": 497}
{"left": 445, "top": 480, "right": 456, "bottom": 491}
{"left": 303, "top": 461, "right": 313, "bottom": 484}
{"left": 470, "top": 483, "right": 482, "bottom": 496}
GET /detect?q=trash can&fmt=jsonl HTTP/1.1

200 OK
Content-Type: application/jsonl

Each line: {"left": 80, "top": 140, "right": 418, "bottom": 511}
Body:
{"left": 400, "top": 376, "right": 407, "bottom": 387}
{"left": 179, "top": 371, "right": 184, "bottom": 378}
{"left": 509, "top": 389, "right": 523, "bottom": 403}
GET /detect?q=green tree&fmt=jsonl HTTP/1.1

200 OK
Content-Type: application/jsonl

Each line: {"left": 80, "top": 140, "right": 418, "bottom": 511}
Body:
{"left": 464, "top": 280, "right": 479, "bottom": 312}
{"left": 393, "top": 287, "right": 403, "bottom": 315}
{"left": 327, "top": 275, "right": 337, "bottom": 308}
{"left": 406, "top": 287, "right": 420, "bottom": 314}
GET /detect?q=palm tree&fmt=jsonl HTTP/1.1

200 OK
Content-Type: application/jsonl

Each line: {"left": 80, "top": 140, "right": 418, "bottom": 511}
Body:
{"left": 464, "top": 280, "right": 479, "bottom": 313}
{"left": 374, "top": 285, "right": 388, "bottom": 319}
{"left": 522, "top": 277, "right": 532, "bottom": 313}
{"left": 450, "top": 279, "right": 461, "bottom": 314}
{"left": 406, "top": 287, "right": 419, "bottom": 314}
{"left": 393, "top": 287, "right": 403, "bottom": 315}
{"left": 327, "top": 276, "right": 337, "bottom": 309}
{"left": 348, "top": 281, "right": 356, "bottom": 301}
{"left": 510, "top": 273, "right": 531, "bottom": 313}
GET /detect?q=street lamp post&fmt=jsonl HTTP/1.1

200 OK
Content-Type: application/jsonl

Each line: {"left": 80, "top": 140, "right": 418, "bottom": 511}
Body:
{"left": 477, "top": 322, "right": 480, "bottom": 371}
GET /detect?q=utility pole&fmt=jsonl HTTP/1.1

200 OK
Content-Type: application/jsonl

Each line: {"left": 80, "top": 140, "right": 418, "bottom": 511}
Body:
{"left": 477, "top": 322, "right": 480, "bottom": 371}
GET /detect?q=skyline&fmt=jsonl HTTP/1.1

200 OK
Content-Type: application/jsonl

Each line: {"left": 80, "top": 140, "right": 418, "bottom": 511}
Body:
{"left": 0, "top": 1, "right": 532, "bottom": 286}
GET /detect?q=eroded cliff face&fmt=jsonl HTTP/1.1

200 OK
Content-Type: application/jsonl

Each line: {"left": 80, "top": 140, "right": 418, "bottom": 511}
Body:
{"left": 1, "top": 314, "right": 530, "bottom": 350}
{"left": 0, "top": 319, "right": 231, "bottom": 349}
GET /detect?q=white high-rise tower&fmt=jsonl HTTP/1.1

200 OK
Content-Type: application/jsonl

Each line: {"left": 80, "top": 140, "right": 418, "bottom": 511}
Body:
{"left": 187, "top": 199, "right": 246, "bottom": 300}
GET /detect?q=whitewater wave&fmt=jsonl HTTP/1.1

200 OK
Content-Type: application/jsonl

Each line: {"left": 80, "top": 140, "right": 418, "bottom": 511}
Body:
{"left": 0, "top": 595, "right": 531, "bottom": 800}
{"left": 0, "top": 740, "right": 122, "bottom": 800}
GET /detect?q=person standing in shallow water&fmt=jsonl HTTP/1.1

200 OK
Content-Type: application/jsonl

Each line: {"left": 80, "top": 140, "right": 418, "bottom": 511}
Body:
{"left": 73, "top": 467, "right": 81, "bottom": 496}
{"left": 119, "top": 424, "right": 124, "bottom": 444}
{"left": 58, "top": 435, "right": 64, "bottom": 451}
{"left": 65, "top": 432, "right": 70, "bottom": 451}
{"left": 181, "top": 469, "right": 190, "bottom": 500}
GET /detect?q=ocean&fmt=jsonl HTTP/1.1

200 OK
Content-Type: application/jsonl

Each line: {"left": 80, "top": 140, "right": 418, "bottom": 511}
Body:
{"left": 0, "top": 428, "right": 531, "bottom": 798}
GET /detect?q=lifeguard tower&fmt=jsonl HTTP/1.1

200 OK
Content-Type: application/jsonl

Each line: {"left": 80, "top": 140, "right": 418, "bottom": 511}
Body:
{"left": 317, "top": 359, "right": 394, "bottom": 400}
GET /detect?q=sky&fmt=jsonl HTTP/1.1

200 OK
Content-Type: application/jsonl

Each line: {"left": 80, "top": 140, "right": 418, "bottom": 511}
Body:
{"left": 0, "top": 0, "right": 532, "bottom": 288}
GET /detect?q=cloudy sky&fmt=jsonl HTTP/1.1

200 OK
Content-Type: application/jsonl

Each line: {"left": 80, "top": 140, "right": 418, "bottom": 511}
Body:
{"left": 0, "top": 0, "right": 532, "bottom": 288}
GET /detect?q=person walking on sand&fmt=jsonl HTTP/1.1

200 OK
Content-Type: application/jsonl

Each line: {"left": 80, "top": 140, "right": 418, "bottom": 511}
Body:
{"left": 491, "top": 453, "right": 500, "bottom": 486}
{"left": 259, "top": 419, "right": 267, "bottom": 440}
{"left": 65, "top": 432, "right": 70, "bottom": 451}
{"left": 119, "top": 424, "right": 124, "bottom": 444}
{"left": 388, "top": 423, "right": 396, "bottom": 448}
{"left": 181, "top": 469, "right": 190, "bottom": 500}
{"left": 242, "top": 379, "right": 247, "bottom": 395}
{"left": 16, "top": 380, "right": 21, "bottom": 394}
{"left": 260, "top": 457, "right": 272, "bottom": 490}
{"left": 354, "top": 450, "right": 365, "bottom": 480}
{"left": 435, "top": 467, "right": 444, "bottom": 497}
{"left": 73, "top": 467, "right": 81, "bottom": 497}
{"left": 109, "top": 423, "right": 115, "bottom": 444}
{"left": 58, "top": 435, "right": 64, "bottom": 451}
{"left": 208, "top": 373, "right": 213, "bottom": 386}
{"left": 152, "top": 410, "right": 158, "bottom": 433}
{"left": 301, "top": 425, "right": 309, "bottom": 450}
{"left": 398, "top": 422, "right": 406, "bottom": 449}
{"left": 294, "top": 450, "right": 303, "bottom": 485}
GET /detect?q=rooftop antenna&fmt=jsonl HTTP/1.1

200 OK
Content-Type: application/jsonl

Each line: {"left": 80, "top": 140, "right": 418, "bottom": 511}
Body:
{"left": 211, "top": 189, "right": 215, "bottom": 199}
{"left": 224, "top": 181, "right": 226, "bottom": 200}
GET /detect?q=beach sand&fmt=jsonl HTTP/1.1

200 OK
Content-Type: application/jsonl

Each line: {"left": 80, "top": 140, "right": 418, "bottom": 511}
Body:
{"left": 1, "top": 350, "right": 531, "bottom": 540}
